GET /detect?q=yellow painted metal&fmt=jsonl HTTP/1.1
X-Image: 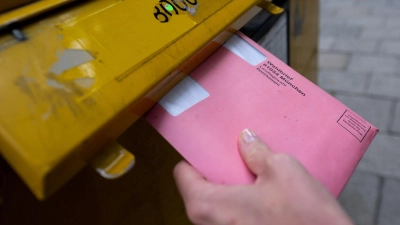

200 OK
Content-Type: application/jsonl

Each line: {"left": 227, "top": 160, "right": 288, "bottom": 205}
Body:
{"left": 0, "top": 0, "right": 70, "bottom": 29}
{"left": 90, "top": 141, "right": 135, "bottom": 179}
{"left": 257, "top": 0, "right": 285, "bottom": 15}
{"left": 0, "top": 0, "right": 261, "bottom": 199}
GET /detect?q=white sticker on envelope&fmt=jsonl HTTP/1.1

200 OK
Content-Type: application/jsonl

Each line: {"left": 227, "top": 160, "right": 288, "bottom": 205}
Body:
{"left": 223, "top": 34, "right": 267, "bottom": 66}
{"left": 159, "top": 76, "right": 209, "bottom": 116}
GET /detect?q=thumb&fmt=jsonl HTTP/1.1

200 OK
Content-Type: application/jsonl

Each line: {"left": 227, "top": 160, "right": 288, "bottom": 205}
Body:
{"left": 173, "top": 161, "right": 212, "bottom": 202}
{"left": 238, "top": 129, "right": 274, "bottom": 176}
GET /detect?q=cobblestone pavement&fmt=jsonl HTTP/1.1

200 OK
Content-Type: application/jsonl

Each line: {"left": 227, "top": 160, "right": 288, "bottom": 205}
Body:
{"left": 319, "top": 0, "right": 400, "bottom": 224}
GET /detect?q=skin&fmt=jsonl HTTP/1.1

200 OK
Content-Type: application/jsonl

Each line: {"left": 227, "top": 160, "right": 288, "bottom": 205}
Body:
{"left": 173, "top": 129, "right": 354, "bottom": 225}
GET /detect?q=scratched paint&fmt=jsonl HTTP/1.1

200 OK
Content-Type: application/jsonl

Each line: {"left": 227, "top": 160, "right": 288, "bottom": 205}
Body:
{"left": 187, "top": 5, "right": 198, "bottom": 16}
{"left": 46, "top": 79, "right": 71, "bottom": 92}
{"left": 15, "top": 74, "right": 84, "bottom": 120}
{"left": 15, "top": 76, "right": 37, "bottom": 101}
{"left": 75, "top": 77, "right": 95, "bottom": 89}
{"left": 186, "top": 2, "right": 199, "bottom": 16}
{"left": 50, "top": 49, "right": 94, "bottom": 75}
{"left": 41, "top": 107, "right": 52, "bottom": 120}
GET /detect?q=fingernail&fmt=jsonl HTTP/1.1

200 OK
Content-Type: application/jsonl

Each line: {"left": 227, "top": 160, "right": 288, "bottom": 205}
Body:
{"left": 241, "top": 129, "right": 258, "bottom": 144}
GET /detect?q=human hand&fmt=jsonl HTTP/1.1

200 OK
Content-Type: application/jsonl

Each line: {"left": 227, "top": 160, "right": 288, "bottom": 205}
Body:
{"left": 173, "top": 129, "right": 353, "bottom": 225}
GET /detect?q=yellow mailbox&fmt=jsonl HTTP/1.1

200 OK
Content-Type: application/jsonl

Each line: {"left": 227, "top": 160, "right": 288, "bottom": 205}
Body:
{"left": 0, "top": 0, "right": 284, "bottom": 200}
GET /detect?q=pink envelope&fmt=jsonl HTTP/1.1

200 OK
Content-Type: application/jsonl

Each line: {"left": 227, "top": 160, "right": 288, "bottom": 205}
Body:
{"left": 145, "top": 32, "right": 378, "bottom": 197}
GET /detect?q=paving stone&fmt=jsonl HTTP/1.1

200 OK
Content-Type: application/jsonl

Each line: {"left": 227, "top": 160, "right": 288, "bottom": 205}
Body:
{"left": 321, "top": 0, "right": 400, "bottom": 223}
{"left": 320, "top": 4, "right": 384, "bottom": 26}
{"left": 347, "top": 55, "right": 400, "bottom": 74}
{"left": 320, "top": 3, "right": 340, "bottom": 18}
{"left": 339, "top": 172, "right": 379, "bottom": 225}
{"left": 336, "top": 7, "right": 371, "bottom": 17}
{"left": 385, "top": 18, "right": 400, "bottom": 28}
{"left": 368, "top": 75, "right": 400, "bottom": 98}
{"left": 334, "top": 39, "right": 378, "bottom": 53}
{"left": 321, "top": 25, "right": 361, "bottom": 38}
{"left": 321, "top": 0, "right": 357, "bottom": 9}
{"left": 357, "top": 134, "right": 400, "bottom": 179}
{"left": 319, "top": 18, "right": 346, "bottom": 27}
{"left": 378, "top": 179, "right": 400, "bottom": 225}
{"left": 392, "top": 102, "right": 400, "bottom": 133}
{"left": 319, "top": 8, "right": 338, "bottom": 19}
{"left": 360, "top": 28, "right": 400, "bottom": 40}
{"left": 318, "top": 52, "right": 349, "bottom": 70}
{"left": 319, "top": 36, "right": 336, "bottom": 51}
{"left": 318, "top": 71, "right": 367, "bottom": 93}
{"left": 380, "top": 40, "right": 400, "bottom": 55}
{"left": 319, "top": 17, "right": 383, "bottom": 28}
{"left": 347, "top": 17, "right": 385, "bottom": 27}
{"left": 335, "top": 95, "right": 392, "bottom": 130}
{"left": 356, "top": 0, "right": 392, "bottom": 7}
{"left": 391, "top": 1, "right": 400, "bottom": 8}
{"left": 373, "top": 7, "right": 400, "bottom": 17}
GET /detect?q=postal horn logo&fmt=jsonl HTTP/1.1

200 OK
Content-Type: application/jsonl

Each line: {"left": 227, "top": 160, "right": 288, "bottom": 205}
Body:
{"left": 154, "top": 0, "right": 198, "bottom": 23}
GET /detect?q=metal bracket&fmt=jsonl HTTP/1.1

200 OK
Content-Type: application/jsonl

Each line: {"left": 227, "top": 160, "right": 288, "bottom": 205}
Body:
{"left": 257, "top": 0, "right": 285, "bottom": 15}
{"left": 90, "top": 142, "right": 135, "bottom": 179}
